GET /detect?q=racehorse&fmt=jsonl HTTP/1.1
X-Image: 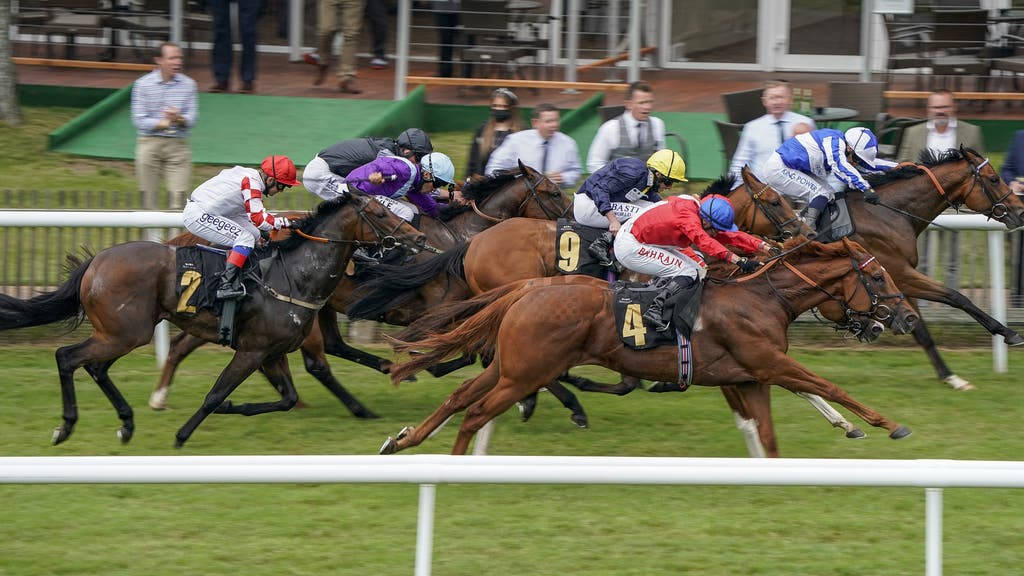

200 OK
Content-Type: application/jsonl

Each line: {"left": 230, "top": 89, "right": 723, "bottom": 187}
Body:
{"left": 149, "top": 163, "right": 571, "bottom": 415}
{"left": 0, "top": 193, "right": 427, "bottom": 447}
{"left": 830, "top": 146, "right": 1024, "bottom": 390}
{"left": 347, "top": 167, "right": 814, "bottom": 427}
{"left": 379, "top": 238, "right": 914, "bottom": 456}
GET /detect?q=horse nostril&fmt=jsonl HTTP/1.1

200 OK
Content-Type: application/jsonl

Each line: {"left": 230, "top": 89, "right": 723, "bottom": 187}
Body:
{"left": 905, "top": 313, "right": 919, "bottom": 326}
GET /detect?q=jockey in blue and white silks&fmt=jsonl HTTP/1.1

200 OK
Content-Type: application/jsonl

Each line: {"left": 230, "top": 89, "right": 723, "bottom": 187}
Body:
{"left": 763, "top": 127, "right": 897, "bottom": 229}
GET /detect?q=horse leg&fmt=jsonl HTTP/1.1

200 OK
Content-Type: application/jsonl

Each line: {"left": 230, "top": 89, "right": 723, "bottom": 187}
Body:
{"left": 175, "top": 350, "right": 264, "bottom": 447}
{"left": 794, "top": 391, "right": 865, "bottom": 438}
{"left": 559, "top": 372, "right": 641, "bottom": 395}
{"left": 910, "top": 315, "right": 974, "bottom": 391}
{"left": 317, "top": 307, "right": 394, "bottom": 373}
{"left": 544, "top": 381, "right": 589, "bottom": 428}
{"left": 150, "top": 331, "right": 208, "bottom": 410}
{"left": 216, "top": 355, "right": 299, "bottom": 416}
{"left": 381, "top": 363, "right": 501, "bottom": 454}
{"left": 299, "top": 341, "right": 380, "bottom": 419}
{"left": 425, "top": 354, "right": 477, "bottom": 378}
{"left": 762, "top": 357, "right": 911, "bottom": 439}
{"left": 453, "top": 375, "right": 541, "bottom": 455}
{"left": 719, "top": 385, "right": 769, "bottom": 458}
{"left": 84, "top": 360, "right": 135, "bottom": 443}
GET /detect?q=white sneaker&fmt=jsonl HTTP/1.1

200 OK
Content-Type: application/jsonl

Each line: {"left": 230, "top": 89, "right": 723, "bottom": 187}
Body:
{"left": 370, "top": 57, "right": 388, "bottom": 69}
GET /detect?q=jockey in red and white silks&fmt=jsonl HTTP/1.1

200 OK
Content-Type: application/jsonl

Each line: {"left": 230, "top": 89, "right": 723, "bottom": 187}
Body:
{"left": 614, "top": 195, "right": 768, "bottom": 280}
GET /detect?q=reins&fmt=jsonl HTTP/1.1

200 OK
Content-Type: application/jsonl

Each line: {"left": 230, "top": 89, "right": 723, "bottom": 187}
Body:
{"left": 466, "top": 170, "right": 569, "bottom": 223}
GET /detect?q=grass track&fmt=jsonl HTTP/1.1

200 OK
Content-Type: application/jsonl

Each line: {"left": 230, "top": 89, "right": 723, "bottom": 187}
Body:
{"left": 0, "top": 344, "right": 1021, "bottom": 575}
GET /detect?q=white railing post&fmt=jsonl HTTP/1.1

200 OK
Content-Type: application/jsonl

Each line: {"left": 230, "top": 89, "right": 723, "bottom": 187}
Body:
{"left": 925, "top": 487, "right": 943, "bottom": 576}
{"left": 414, "top": 483, "right": 437, "bottom": 576}
{"left": 988, "top": 230, "right": 1008, "bottom": 373}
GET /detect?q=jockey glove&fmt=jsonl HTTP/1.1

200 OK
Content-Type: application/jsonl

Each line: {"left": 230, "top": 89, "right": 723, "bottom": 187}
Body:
{"left": 736, "top": 257, "right": 762, "bottom": 273}
{"left": 276, "top": 217, "right": 292, "bottom": 230}
{"left": 864, "top": 188, "right": 880, "bottom": 205}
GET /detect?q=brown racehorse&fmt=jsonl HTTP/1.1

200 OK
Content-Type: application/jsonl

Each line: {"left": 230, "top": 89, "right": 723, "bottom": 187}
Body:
{"left": 380, "top": 238, "right": 913, "bottom": 456}
{"left": 0, "top": 193, "right": 427, "bottom": 447}
{"left": 150, "top": 163, "right": 570, "bottom": 415}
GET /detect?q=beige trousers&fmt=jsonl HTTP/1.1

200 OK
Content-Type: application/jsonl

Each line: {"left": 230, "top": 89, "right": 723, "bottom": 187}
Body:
{"left": 316, "top": 0, "right": 363, "bottom": 81}
{"left": 135, "top": 136, "right": 192, "bottom": 210}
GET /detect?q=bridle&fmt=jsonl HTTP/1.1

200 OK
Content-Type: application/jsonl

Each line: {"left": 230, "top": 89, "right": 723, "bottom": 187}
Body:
{"left": 740, "top": 181, "right": 802, "bottom": 241}
{"left": 293, "top": 193, "right": 414, "bottom": 252}
{"left": 469, "top": 168, "right": 571, "bottom": 223}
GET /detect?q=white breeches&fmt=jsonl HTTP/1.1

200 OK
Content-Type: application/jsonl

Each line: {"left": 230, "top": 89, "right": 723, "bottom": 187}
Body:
{"left": 183, "top": 201, "right": 259, "bottom": 250}
{"left": 373, "top": 195, "right": 417, "bottom": 223}
{"left": 572, "top": 193, "right": 655, "bottom": 228}
{"left": 301, "top": 155, "right": 350, "bottom": 201}
{"left": 763, "top": 153, "right": 837, "bottom": 207}
{"left": 613, "top": 212, "right": 706, "bottom": 280}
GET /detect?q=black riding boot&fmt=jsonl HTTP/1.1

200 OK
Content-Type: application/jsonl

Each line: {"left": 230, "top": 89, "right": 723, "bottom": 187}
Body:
{"left": 801, "top": 206, "right": 822, "bottom": 231}
{"left": 642, "top": 278, "right": 688, "bottom": 333}
{"left": 587, "top": 231, "right": 614, "bottom": 267}
{"left": 216, "top": 262, "right": 245, "bottom": 300}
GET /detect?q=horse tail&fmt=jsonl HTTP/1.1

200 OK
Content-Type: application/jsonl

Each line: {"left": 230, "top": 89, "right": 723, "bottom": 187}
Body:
{"left": 388, "top": 280, "right": 535, "bottom": 384}
{"left": 346, "top": 242, "right": 469, "bottom": 320}
{"left": 0, "top": 256, "right": 91, "bottom": 331}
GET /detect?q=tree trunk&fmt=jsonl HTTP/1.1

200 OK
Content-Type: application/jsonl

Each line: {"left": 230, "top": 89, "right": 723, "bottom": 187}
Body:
{"left": 0, "top": 0, "right": 24, "bottom": 126}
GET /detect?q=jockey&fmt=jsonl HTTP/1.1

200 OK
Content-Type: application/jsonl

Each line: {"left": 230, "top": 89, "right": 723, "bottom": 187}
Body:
{"left": 302, "top": 128, "right": 434, "bottom": 201}
{"left": 762, "top": 126, "right": 898, "bottom": 230}
{"left": 183, "top": 155, "right": 299, "bottom": 300}
{"left": 579, "top": 149, "right": 688, "bottom": 267}
{"left": 614, "top": 193, "right": 774, "bottom": 332}
{"left": 345, "top": 151, "right": 456, "bottom": 222}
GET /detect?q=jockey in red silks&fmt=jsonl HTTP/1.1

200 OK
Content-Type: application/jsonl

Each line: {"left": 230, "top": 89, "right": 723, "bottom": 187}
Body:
{"left": 613, "top": 193, "right": 775, "bottom": 331}
{"left": 183, "top": 155, "right": 299, "bottom": 300}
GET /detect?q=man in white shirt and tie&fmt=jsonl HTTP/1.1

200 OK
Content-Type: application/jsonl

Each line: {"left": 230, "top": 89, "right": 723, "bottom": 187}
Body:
{"left": 729, "top": 80, "right": 816, "bottom": 185}
{"left": 485, "top": 102, "right": 583, "bottom": 187}
{"left": 586, "top": 81, "right": 666, "bottom": 173}
{"left": 897, "top": 89, "right": 985, "bottom": 161}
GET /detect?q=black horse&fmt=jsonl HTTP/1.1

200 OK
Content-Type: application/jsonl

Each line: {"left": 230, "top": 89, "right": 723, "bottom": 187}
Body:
{"left": 0, "top": 193, "right": 427, "bottom": 447}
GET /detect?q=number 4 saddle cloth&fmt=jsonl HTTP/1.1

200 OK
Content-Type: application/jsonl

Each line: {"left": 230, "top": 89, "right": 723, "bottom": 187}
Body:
{"left": 611, "top": 279, "right": 703, "bottom": 391}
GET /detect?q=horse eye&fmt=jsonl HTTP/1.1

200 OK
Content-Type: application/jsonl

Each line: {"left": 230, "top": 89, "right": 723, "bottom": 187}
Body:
{"left": 873, "top": 273, "right": 884, "bottom": 282}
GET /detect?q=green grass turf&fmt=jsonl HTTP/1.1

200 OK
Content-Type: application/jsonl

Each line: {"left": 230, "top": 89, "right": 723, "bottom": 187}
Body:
{"left": 0, "top": 344, "right": 1020, "bottom": 575}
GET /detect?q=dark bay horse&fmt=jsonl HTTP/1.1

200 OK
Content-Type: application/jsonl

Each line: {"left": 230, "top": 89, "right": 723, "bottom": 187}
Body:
{"left": 380, "top": 238, "right": 913, "bottom": 456}
{"left": 832, "top": 146, "right": 1024, "bottom": 390}
{"left": 0, "top": 193, "right": 427, "bottom": 447}
{"left": 149, "top": 163, "right": 571, "bottom": 415}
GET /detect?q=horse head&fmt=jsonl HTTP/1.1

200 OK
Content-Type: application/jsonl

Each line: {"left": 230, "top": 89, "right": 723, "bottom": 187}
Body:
{"left": 707, "top": 167, "right": 810, "bottom": 240}
{"left": 776, "top": 237, "right": 914, "bottom": 342}
{"left": 457, "top": 162, "right": 571, "bottom": 223}
{"left": 284, "top": 192, "right": 428, "bottom": 255}
{"left": 959, "top": 146, "right": 1024, "bottom": 229}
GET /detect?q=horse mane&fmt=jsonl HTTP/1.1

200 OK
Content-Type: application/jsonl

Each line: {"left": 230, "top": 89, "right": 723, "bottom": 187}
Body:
{"left": 265, "top": 195, "right": 351, "bottom": 253}
{"left": 460, "top": 170, "right": 520, "bottom": 204}
{"left": 698, "top": 174, "right": 739, "bottom": 198}
{"left": 865, "top": 148, "right": 965, "bottom": 188}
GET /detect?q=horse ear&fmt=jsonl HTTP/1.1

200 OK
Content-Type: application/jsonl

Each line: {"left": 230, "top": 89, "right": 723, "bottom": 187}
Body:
{"left": 517, "top": 159, "right": 528, "bottom": 174}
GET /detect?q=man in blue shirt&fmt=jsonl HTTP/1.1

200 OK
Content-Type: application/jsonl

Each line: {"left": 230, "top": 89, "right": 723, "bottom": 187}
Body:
{"left": 130, "top": 42, "right": 198, "bottom": 210}
{"left": 484, "top": 103, "right": 582, "bottom": 187}
{"left": 729, "top": 80, "right": 816, "bottom": 184}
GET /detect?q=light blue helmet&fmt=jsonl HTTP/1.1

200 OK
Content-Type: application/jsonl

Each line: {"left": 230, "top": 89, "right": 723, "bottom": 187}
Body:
{"left": 421, "top": 152, "right": 455, "bottom": 186}
{"left": 699, "top": 194, "right": 739, "bottom": 232}
{"left": 845, "top": 127, "right": 881, "bottom": 169}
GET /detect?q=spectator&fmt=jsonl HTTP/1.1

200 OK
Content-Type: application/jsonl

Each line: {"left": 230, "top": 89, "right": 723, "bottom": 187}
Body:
{"left": 183, "top": 155, "right": 300, "bottom": 300}
{"left": 303, "top": 0, "right": 363, "bottom": 94}
{"left": 898, "top": 89, "right": 984, "bottom": 160}
{"left": 366, "top": 0, "right": 388, "bottom": 69}
{"left": 130, "top": 42, "right": 198, "bottom": 210}
{"left": 1003, "top": 130, "right": 1024, "bottom": 196}
{"left": 484, "top": 103, "right": 582, "bottom": 187}
{"left": 210, "top": 0, "right": 260, "bottom": 93}
{"left": 586, "top": 81, "right": 665, "bottom": 173}
{"left": 466, "top": 88, "right": 523, "bottom": 176}
{"left": 729, "top": 79, "right": 816, "bottom": 184}
{"left": 434, "top": 0, "right": 462, "bottom": 78}
{"left": 302, "top": 129, "right": 434, "bottom": 201}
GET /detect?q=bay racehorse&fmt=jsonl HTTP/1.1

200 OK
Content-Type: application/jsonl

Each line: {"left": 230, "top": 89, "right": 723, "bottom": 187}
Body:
{"left": 150, "top": 163, "right": 570, "bottom": 416}
{"left": 379, "top": 238, "right": 913, "bottom": 456}
{"left": 0, "top": 193, "right": 426, "bottom": 447}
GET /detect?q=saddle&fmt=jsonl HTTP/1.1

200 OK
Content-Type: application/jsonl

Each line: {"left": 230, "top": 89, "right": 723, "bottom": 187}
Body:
{"left": 174, "top": 245, "right": 269, "bottom": 346}
{"left": 611, "top": 280, "right": 701, "bottom": 390}
{"left": 554, "top": 218, "right": 616, "bottom": 279}
{"left": 812, "top": 192, "right": 855, "bottom": 243}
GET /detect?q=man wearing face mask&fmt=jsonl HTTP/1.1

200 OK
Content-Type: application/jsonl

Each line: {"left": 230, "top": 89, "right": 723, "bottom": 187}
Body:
{"left": 898, "top": 89, "right": 984, "bottom": 161}
{"left": 466, "top": 88, "right": 523, "bottom": 176}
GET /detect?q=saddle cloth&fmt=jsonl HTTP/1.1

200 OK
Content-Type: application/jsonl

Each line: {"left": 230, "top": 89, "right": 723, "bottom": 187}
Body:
{"left": 554, "top": 218, "right": 612, "bottom": 279}
{"left": 814, "top": 192, "right": 855, "bottom": 243}
{"left": 174, "top": 245, "right": 265, "bottom": 316}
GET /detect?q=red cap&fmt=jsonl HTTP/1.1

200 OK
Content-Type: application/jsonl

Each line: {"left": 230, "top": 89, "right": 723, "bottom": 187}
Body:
{"left": 261, "top": 155, "right": 300, "bottom": 186}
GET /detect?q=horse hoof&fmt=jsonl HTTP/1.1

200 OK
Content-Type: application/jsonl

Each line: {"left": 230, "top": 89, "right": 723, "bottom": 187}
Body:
{"left": 116, "top": 426, "right": 133, "bottom": 444}
{"left": 402, "top": 375, "right": 417, "bottom": 383}
{"left": 353, "top": 408, "right": 381, "bottom": 419}
{"left": 889, "top": 426, "right": 912, "bottom": 439}
{"left": 846, "top": 428, "right": 866, "bottom": 439}
{"left": 570, "top": 414, "right": 589, "bottom": 429}
{"left": 293, "top": 400, "right": 309, "bottom": 410}
{"left": 148, "top": 388, "right": 169, "bottom": 410}
{"left": 517, "top": 397, "right": 537, "bottom": 422}
{"left": 174, "top": 436, "right": 187, "bottom": 449}
{"left": 380, "top": 436, "right": 398, "bottom": 455}
{"left": 647, "top": 381, "right": 682, "bottom": 393}
{"left": 396, "top": 426, "right": 413, "bottom": 441}
{"left": 1005, "top": 334, "right": 1024, "bottom": 346}
{"left": 51, "top": 427, "right": 69, "bottom": 445}
{"left": 942, "top": 375, "right": 974, "bottom": 391}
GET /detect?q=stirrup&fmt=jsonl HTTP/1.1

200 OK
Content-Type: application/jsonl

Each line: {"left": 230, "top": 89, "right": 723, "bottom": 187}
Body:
{"left": 216, "top": 284, "right": 245, "bottom": 300}
{"left": 588, "top": 244, "right": 613, "bottom": 267}
{"left": 643, "top": 311, "right": 671, "bottom": 333}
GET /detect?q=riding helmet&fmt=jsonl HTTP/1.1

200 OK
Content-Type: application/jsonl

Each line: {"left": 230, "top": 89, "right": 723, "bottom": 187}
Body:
{"left": 397, "top": 128, "right": 434, "bottom": 157}
{"left": 420, "top": 152, "right": 456, "bottom": 186}
{"left": 699, "top": 194, "right": 739, "bottom": 232}
{"left": 646, "top": 149, "right": 688, "bottom": 182}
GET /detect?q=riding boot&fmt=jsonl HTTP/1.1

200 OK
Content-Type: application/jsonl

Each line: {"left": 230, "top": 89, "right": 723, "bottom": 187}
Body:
{"left": 587, "top": 231, "right": 614, "bottom": 267}
{"left": 801, "top": 206, "right": 822, "bottom": 231}
{"left": 643, "top": 278, "right": 687, "bottom": 333}
{"left": 216, "top": 262, "right": 245, "bottom": 300}
{"left": 352, "top": 247, "right": 381, "bottom": 266}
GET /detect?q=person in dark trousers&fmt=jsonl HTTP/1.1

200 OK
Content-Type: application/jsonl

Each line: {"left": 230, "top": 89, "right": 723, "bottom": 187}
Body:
{"left": 366, "top": 0, "right": 389, "bottom": 68}
{"left": 210, "top": 0, "right": 260, "bottom": 93}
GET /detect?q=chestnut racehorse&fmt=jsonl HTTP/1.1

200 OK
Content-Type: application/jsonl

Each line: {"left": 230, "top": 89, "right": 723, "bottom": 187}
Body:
{"left": 380, "top": 238, "right": 913, "bottom": 456}
{"left": 0, "top": 193, "right": 427, "bottom": 447}
{"left": 150, "top": 164, "right": 571, "bottom": 416}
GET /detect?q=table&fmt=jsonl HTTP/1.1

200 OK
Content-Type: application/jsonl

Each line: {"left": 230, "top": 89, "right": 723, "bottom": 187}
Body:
{"left": 811, "top": 107, "right": 859, "bottom": 127}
